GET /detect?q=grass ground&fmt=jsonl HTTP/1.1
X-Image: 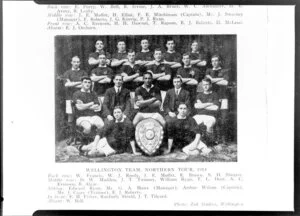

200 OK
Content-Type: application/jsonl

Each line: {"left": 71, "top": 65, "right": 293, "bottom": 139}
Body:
{"left": 56, "top": 139, "right": 237, "bottom": 163}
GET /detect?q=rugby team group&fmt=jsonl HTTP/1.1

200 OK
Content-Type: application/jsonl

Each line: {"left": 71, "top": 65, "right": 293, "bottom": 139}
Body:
{"left": 61, "top": 38, "right": 234, "bottom": 157}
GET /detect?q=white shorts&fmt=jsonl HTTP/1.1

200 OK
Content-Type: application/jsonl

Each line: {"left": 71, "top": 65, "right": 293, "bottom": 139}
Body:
{"left": 193, "top": 115, "right": 216, "bottom": 127}
{"left": 220, "top": 98, "right": 228, "bottom": 110}
{"left": 76, "top": 116, "right": 103, "bottom": 127}
{"left": 65, "top": 100, "right": 73, "bottom": 114}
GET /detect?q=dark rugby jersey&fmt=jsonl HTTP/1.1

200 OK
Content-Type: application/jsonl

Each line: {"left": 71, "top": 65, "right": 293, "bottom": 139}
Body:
{"left": 135, "top": 85, "right": 162, "bottom": 113}
{"left": 72, "top": 90, "right": 99, "bottom": 117}
{"left": 63, "top": 69, "right": 88, "bottom": 100}
{"left": 135, "top": 51, "right": 153, "bottom": 61}
{"left": 91, "top": 67, "right": 113, "bottom": 96}
{"left": 163, "top": 51, "right": 182, "bottom": 63}
{"left": 88, "top": 50, "right": 112, "bottom": 71}
{"left": 147, "top": 63, "right": 172, "bottom": 91}
{"left": 177, "top": 66, "right": 203, "bottom": 98}
{"left": 120, "top": 64, "right": 141, "bottom": 91}
{"left": 167, "top": 116, "right": 199, "bottom": 147}
{"left": 112, "top": 52, "right": 128, "bottom": 73}
{"left": 101, "top": 118, "right": 135, "bottom": 153}
{"left": 206, "top": 68, "right": 230, "bottom": 98}
{"left": 195, "top": 91, "right": 219, "bottom": 117}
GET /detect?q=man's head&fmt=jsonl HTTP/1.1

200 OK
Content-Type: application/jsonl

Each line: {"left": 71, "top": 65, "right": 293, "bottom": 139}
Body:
{"left": 95, "top": 40, "right": 104, "bottom": 51}
{"left": 182, "top": 53, "right": 191, "bottom": 66}
{"left": 173, "top": 76, "right": 182, "bottom": 89}
{"left": 117, "top": 40, "right": 126, "bottom": 52}
{"left": 113, "top": 106, "right": 123, "bottom": 121}
{"left": 177, "top": 103, "right": 188, "bottom": 117}
{"left": 81, "top": 76, "right": 92, "bottom": 91}
{"left": 166, "top": 39, "right": 175, "bottom": 51}
{"left": 153, "top": 48, "right": 163, "bottom": 61}
{"left": 71, "top": 56, "right": 80, "bottom": 70}
{"left": 202, "top": 78, "right": 212, "bottom": 92}
{"left": 143, "top": 72, "right": 153, "bottom": 87}
{"left": 127, "top": 49, "right": 136, "bottom": 63}
{"left": 191, "top": 41, "right": 199, "bottom": 52}
{"left": 98, "top": 54, "right": 107, "bottom": 66}
{"left": 113, "top": 74, "right": 123, "bottom": 88}
{"left": 141, "top": 39, "right": 149, "bottom": 50}
{"left": 211, "top": 54, "right": 221, "bottom": 69}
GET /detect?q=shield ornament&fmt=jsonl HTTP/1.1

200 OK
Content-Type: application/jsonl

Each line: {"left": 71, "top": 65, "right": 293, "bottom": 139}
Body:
{"left": 135, "top": 118, "right": 164, "bottom": 156}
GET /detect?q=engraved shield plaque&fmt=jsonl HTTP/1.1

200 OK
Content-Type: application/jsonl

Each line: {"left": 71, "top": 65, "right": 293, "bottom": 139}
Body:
{"left": 135, "top": 118, "right": 164, "bottom": 156}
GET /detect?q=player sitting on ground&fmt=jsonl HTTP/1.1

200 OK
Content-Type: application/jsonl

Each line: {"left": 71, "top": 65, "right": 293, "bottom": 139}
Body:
{"left": 79, "top": 106, "right": 141, "bottom": 157}
{"left": 165, "top": 103, "right": 212, "bottom": 155}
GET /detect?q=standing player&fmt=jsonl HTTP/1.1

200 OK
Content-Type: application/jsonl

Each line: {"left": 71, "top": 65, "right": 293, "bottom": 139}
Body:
{"left": 189, "top": 40, "right": 207, "bottom": 68}
{"left": 135, "top": 38, "right": 153, "bottom": 65}
{"left": 120, "top": 50, "right": 145, "bottom": 108}
{"left": 163, "top": 39, "right": 182, "bottom": 69}
{"left": 133, "top": 72, "right": 165, "bottom": 127}
{"left": 165, "top": 103, "right": 211, "bottom": 156}
{"left": 88, "top": 39, "right": 111, "bottom": 70}
{"left": 72, "top": 76, "right": 104, "bottom": 135}
{"left": 90, "top": 54, "right": 113, "bottom": 104}
{"left": 176, "top": 53, "right": 201, "bottom": 105}
{"left": 63, "top": 56, "right": 88, "bottom": 125}
{"left": 163, "top": 76, "right": 191, "bottom": 124}
{"left": 102, "top": 74, "right": 132, "bottom": 122}
{"left": 111, "top": 40, "right": 128, "bottom": 73}
{"left": 193, "top": 78, "right": 219, "bottom": 144}
{"left": 206, "top": 54, "right": 229, "bottom": 143}
{"left": 147, "top": 48, "right": 172, "bottom": 105}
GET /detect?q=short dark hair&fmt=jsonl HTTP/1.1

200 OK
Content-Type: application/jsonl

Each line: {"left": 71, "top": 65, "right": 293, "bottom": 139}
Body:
{"left": 211, "top": 54, "right": 221, "bottom": 61}
{"left": 117, "top": 40, "right": 126, "bottom": 44}
{"left": 178, "top": 102, "right": 188, "bottom": 107}
{"left": 143, "top": 72, "right": 153, "bottom": 78}
{"left": 71, "top": 56, "right": 80, "bottom": 61}
{"left": 113, "top": 74, "right": 123, "bottom": 80}
{"left": 127, "top": 49, "right": 135, "bottom": 54}
{"left": 154, "top": 48, "right": 162, "bottom": 53}
{"left": 81, "top": 76, "right": 91, "bottom": 82}
{"left": 202, "top": 77, "right": 212, "bottom": 84}
{"left": 166, "top": 38, "right": 175, "bottom": 44}
{"left": 182, "top": 53, "right": 190, "bottom": 58}
{"left": 113, "top": 106, "right": 123, "bottom": 112}
{"left": 173, "top": 75, "right": 182, "bottom": 82}
{"left": 95, "top": 39, "right": 104, "bottom": 44}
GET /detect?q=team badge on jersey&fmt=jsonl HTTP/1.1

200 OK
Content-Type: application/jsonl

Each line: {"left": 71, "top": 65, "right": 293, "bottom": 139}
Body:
{"left": 189, "top": 70, "right": 195, "bottom": 76}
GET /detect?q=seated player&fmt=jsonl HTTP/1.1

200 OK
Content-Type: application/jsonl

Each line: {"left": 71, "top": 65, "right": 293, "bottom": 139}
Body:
{"left": 189, "top": 40, "right": 207, "bottom": 68}
{"left": 135, "top": 38, "right": 153, "bottom": 66}
{"left": 163, "top": 76, "right": 191, "bottom": 124}
{"left": 165, "top": 103, "right": 211, "bottom": 156}
{"left": 147, "top": 48, "right": 172, "bottom": 104}
{"left": 73, "top": 76, "right": 104, "bottom": 135}
{"left": 193, "top": 78, "right": 219, "bottom": 143}
{"left": 88, "top": 39, "right": 111, "bottom": 69}
{"left": 102, "top": 74, "right": 132, "bottom": 122}
{"left": 206, "top": 54, "right": 230, "bottom": 143}
{"left": 133, "top": 72, "right": 166, "bottom": 127}
{"left": 90, "top": 54, "right": 113, "bottom": 103}
{"left": 79, "top": 106, "right": 142, "bottom": 157}
{"left": 111, "top": 40, "right": 128, "bottom": 73}
{"left": 162, "top": 39, "right": 182, "bottom": 69}
{"left": 177, "top": 53, "right": 202, "bottom": 104}
{"left": 63, "top": 56, "right": 88, "bottom": 125}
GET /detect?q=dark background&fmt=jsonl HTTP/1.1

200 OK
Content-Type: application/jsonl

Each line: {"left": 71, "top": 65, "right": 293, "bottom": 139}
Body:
{"left": 55, "top": 35, "right": 237, "bottom": 141}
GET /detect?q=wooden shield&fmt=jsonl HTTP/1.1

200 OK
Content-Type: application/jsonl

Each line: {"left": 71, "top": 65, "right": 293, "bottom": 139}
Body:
{"left": 135, "top": 118, "right": 164, "bottom": 156}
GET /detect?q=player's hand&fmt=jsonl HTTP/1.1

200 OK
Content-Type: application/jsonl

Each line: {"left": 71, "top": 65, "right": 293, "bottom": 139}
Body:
{"left": 168, "top": 112, "right": 176, "bottom": 118}
{"left": 107, "top": 115, "right": 114, "bottom": 121}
